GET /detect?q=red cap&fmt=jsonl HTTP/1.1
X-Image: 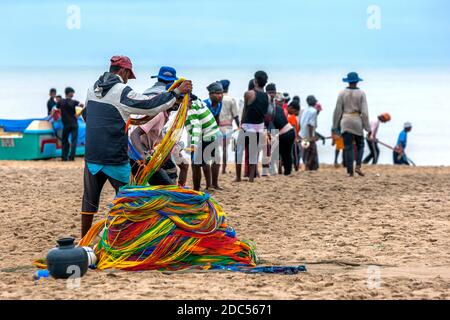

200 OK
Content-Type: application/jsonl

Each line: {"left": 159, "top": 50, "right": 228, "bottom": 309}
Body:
{"left": 110, "top": 55, "right": 136, "bottom": 79}
{"left": 380, "top": 112, "right": 391, "bottom": 122}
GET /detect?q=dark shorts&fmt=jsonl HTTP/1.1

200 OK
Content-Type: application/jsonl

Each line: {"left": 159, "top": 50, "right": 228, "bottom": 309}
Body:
{"left": 81, "top": 165, "right": 127, "bottom": 214}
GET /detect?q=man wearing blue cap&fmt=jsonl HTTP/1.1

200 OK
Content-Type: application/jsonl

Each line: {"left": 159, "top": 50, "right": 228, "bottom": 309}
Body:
{"left": 143, "top": 66, "right": 178, "bottom": 97}
{"left": 130, "top": 66, "right": 180, "bottom": 185}
{"left": 332, "top": 72, "right": 371, "bottom": 177}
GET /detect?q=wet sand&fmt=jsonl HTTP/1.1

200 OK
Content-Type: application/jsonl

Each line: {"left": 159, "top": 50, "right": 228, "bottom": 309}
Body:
{"left": 0, "top": 159, "right": 449, "bottom": 299}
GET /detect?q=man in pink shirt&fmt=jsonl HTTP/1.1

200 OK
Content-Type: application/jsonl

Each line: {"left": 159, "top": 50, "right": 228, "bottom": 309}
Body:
{"left": 131, "top": 112, "right": 168, "bottom": 159}
{"left": 129, "top": 111, "right": 177, "bottom": 185}
{"left": 363, "top": 113, "right": 391, "bottom": 164}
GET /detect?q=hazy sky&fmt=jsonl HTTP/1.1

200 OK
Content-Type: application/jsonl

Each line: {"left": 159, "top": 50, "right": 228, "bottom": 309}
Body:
{"left": 1, "top": 0, "right": 449, "bottom": 68}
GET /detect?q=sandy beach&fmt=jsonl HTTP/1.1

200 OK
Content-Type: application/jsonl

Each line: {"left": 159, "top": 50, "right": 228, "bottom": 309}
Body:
{"left": 0, "top": 159, "right": 449, "bottom": 300}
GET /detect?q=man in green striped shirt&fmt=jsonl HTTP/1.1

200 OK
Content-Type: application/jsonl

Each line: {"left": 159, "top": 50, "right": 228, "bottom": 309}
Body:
{"left": 185, "top": 95, "right": 221, "bottom": 191}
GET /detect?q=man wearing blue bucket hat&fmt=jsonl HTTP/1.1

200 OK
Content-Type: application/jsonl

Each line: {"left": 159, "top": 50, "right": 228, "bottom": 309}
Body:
{"left": 130, "top": 66, "right": 180, "bottom": 185}
{"left": 342, "top": 71, "right": 363, "bottom": 84}
{"left": 143, "top": 66, "right": 179, "bottom": 96}
{"left": 332, "top": 72, "right": 371, "bottom": 177}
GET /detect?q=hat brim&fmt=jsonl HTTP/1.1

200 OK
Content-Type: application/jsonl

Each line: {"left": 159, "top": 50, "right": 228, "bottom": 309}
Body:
{"left": 152, "top": 75, "right": 178, "bottom": 82}
{"left": 128, "top": 69, "right": 136, "bottom": 79}
{"left": 343, "top": 77, "right": 363, "bottom": 83}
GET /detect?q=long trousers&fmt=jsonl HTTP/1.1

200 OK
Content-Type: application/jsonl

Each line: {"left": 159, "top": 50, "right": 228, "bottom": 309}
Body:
{"left": 363, "top": 138, "right": 380, "bottom": 164}
{"left": 61, "top": 125, "right": 78, "bottom": 161}
{"left": 342, "top": 132, "right": 364, "bottom": 175}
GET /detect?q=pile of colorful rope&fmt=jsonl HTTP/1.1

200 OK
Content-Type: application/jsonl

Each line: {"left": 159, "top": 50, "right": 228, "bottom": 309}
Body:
{"left": 78, "top": 185, "right": 258, "bottom": 271}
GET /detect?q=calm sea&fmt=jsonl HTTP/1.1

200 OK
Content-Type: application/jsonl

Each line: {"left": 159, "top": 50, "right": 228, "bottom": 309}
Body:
{"left": 1, "top": 66, "right": 449, "bottom": 166}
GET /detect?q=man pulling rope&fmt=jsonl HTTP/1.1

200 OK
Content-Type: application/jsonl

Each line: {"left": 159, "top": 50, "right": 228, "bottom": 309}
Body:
{"left": 80, "top": 55, "right": 192, "bottom": 237}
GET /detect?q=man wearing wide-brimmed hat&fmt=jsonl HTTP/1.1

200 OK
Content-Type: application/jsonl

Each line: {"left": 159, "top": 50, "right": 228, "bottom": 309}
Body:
{"left": 332, "top": 72, "right": 371, "bottom": 177}
{"left": 129, "top": 66, "right": 180, "bottom": 185}
{"left": 143, "top": 66, "right": 179, "bottom": 97}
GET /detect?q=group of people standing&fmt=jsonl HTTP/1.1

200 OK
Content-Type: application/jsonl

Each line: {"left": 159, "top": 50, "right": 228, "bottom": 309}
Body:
{"left": 47, "top": 56, "right": 413, "bottom": 236}
{"left": 181, "top": 69, "right": 414, "bottom": 183}
{"left": 241, "top": 79, "right": 325, "bottom": 180}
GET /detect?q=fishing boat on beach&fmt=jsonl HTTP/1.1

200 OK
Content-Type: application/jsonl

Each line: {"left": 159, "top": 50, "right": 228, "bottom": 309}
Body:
{"left": 0, "top": 117, "right": 85, "bottom": 160}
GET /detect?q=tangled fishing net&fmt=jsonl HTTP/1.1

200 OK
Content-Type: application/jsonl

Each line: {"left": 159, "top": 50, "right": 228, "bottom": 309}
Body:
{"left": 78, "top": 185, "right": 258, "bottom": 271}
